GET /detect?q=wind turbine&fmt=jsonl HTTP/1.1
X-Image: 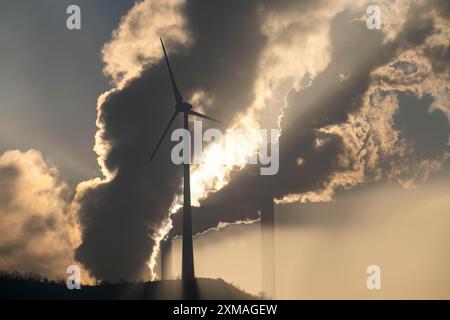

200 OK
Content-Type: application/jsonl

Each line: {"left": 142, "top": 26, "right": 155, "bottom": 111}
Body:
{"left": 149, "top": 38, "right": 220, "bottom": 295}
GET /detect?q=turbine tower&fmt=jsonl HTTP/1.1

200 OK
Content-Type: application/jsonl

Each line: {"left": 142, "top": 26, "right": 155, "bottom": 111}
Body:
{"left": 149, "top": 38, "right": 220, "bottom": 296}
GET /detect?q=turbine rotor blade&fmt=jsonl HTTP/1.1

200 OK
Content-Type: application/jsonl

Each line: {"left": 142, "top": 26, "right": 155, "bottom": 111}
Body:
{"left": 188, "top": 110, "right": 221, "bottom": 123}
{"left": 149, "top": 110, "right": 179, "bottom": 164}
{"left": 160, "top": 38, "right": 183, "bottom": 104}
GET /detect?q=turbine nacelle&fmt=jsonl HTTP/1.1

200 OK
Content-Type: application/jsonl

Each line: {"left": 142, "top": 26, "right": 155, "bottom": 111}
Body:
{"left": 176, "top": 102, "right": 193, "bottom": 112}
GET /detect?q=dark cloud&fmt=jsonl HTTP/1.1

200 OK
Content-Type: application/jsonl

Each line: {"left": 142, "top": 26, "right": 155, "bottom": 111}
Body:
{"left": 424, "top": 44, "right": 450, "bottom": 77}
{"left": 394, "top": 93, "right": 449, "bottom": 159}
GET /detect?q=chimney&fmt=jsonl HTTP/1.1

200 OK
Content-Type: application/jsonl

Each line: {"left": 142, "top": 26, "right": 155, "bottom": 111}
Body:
{"left": 160, "top": 237, "right": 172, "bottom": 280}
{"left": 260, "top": 196, "right": 275, "bottom": 298}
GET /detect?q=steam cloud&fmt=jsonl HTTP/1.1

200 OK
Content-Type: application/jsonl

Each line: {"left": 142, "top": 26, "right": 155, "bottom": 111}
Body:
{"left": 0, "top": 150, "right": 80, "bottom": 280}
{"left": 76, "top": 0, "right": 449, "bottom": 281}
{"left": 170, "top": 0, "right": 450, "bottom": 237}
{"left": 73, "top": 0, "right": 269, "bottom": 281}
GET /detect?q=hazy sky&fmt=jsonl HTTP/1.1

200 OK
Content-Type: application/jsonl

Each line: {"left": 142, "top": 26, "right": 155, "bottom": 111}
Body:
{"left": 170, "top": 171, "right": 450, "bottom": 299}
{"left": 0, "top": 0, "right": 134, "bottom": 184}
{"left": 0, "top": 0, "right": 449, "bottom": 297}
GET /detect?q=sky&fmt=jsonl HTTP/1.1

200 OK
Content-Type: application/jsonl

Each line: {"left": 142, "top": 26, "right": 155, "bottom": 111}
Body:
{"left": 0, "top": 0, "right": 134, "bottom": 184}
{"left": 0, "top": 0, "right": 449, "bottom": 298}
{"left": 172, "top": 174, "right": 450, "bottom": 299}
